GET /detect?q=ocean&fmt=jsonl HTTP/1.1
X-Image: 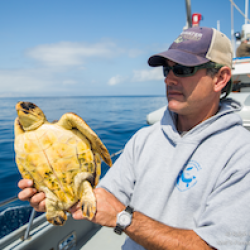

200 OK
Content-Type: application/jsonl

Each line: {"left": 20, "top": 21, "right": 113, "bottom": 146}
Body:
{"left": 0, "top": 95, "right": 166, "bottom": 238}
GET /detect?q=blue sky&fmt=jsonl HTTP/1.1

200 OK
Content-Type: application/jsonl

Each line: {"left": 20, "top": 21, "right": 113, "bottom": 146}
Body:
{"left": 0, "top": 0, "right": 248, "bottom": 97}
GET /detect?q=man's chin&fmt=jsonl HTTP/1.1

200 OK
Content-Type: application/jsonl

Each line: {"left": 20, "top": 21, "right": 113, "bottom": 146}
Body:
{"left": 167, "top": 100, "right": 186, "bottom": 114}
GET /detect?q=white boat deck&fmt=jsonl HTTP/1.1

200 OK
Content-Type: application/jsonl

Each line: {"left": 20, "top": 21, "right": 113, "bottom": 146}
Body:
{"left": 80, "top": 226, "right": 126, "bottom": 249}
{"left": 0, "top": 213, "right": 126, "bottom": 250}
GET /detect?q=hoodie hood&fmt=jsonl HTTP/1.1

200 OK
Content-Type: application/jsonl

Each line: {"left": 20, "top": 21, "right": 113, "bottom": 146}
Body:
{"left": 160, "top": 98, "right": 242, "bottom": 144}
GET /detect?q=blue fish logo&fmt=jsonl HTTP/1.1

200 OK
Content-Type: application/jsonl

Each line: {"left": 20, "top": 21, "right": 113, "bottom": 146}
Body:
{"left": 176, "top": 160, "right": 201, "bottom": 192}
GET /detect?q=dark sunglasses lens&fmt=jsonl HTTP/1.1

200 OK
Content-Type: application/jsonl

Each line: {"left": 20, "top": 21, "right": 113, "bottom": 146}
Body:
{"left": 163, "top": 65, "right": 195, "bottom": 77}
{"left": 174, "top": 66, "right": 195, "bottom": 76}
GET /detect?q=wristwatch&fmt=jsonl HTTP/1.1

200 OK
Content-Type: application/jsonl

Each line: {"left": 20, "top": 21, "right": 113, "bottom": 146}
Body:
{"left": 114, "top": 206, "right": 134, "bottom": 235}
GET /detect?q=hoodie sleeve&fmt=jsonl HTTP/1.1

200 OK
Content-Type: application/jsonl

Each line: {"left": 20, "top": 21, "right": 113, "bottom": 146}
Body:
{"left": 194, "top": 149, "right": 250, "bottom": 250}
{"left": 97, "top": 134, "right": 136, "bottom": 205}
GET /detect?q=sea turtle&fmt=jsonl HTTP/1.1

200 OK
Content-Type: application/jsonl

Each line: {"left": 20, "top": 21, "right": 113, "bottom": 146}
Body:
{"left": 14, "top": 101, "right": 112, "bottom": 226}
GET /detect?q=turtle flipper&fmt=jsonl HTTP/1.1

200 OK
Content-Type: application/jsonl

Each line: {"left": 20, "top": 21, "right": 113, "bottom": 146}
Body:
{"left": 46, "top": 199, "right": 67, "bottom": 226}
{"left": 14, "top": 118, "right": 25, "bottom": 137}
{"left": 79, "top": 180, "right": 96, "bottom": 219}
{"left": 47, "top": 210, "right": 67, "bottom": 226}
{"left": 57, "top": 113, "right": 112, "bottom": 167}
{"left": 94, "top": 153, "right": 101, "bottom": 187}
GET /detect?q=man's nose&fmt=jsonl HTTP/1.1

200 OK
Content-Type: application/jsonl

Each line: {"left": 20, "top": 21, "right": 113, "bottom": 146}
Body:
{"left": 164, "top": 70, "right": 178, "bottom": 86}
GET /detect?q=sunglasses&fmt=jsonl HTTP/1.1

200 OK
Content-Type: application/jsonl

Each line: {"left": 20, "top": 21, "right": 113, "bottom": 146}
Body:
{"left": 163, "top": 62, "right": 223, "bottom": 78}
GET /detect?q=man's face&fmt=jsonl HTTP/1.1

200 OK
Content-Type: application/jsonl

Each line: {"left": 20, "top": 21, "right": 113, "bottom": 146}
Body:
{"left": 164, "top": 60, "right": 217, "bottom": 117}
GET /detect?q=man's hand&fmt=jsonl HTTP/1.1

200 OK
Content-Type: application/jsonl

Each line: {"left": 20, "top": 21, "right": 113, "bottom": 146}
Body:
{"left": 70, "top": 188, "right": 213, "bottom": 250}
{"left": 70, "top": 188, "right": 125, "bottom": 227}
{"left": 18, "top": 179, "right": 46, "bottom": 212}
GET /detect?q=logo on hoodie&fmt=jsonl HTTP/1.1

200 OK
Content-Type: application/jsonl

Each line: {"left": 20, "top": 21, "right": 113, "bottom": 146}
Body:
{"left": 176, "top": 160, "right": 202, "bottom": 192}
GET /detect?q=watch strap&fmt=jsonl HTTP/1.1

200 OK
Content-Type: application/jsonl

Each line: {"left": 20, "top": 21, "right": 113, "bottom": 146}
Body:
{"left": 125, "top": 206, "right": 134, "bottom": 214}
{"left": 114, "top": 225, "right": 123, "bottom": 235}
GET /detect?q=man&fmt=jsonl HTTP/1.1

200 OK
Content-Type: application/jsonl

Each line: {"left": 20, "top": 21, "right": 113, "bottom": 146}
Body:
{"left": 18, "top": 27, "right": 250, "bottom": 249}
{"left": 236, "top": 38, "right": 250, "bottom": 57}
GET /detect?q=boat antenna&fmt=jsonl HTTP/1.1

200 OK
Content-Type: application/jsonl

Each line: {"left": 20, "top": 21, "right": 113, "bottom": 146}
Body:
{"left": 245, "top": 0, "right": 249, "bottom": 24}
{"left": 229, "top": 0, "right": 250, "bottom": 23}
{"left": 185, "top": 0, "right": 192, "bottom": 28}
{"left": 231, "top": 0, "right": 235, "bottom": 57}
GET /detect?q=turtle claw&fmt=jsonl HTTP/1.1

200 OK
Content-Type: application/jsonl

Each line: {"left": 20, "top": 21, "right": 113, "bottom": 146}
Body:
{"left": 47, "top": 211, "right": 67, "bottom": 226}
{"left": 81, "top": 201, "right": 96, "bottom": 220}
{"left": 78, "top": 180, "right": 96, "bottom": 220}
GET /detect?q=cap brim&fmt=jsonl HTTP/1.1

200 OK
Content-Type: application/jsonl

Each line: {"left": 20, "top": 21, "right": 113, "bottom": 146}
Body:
{"left": 148, "top": 49, "right": 210, "bottom": 67}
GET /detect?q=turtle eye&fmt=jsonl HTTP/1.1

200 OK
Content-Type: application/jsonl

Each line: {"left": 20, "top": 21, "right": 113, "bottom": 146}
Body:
{"left": 29, "top": 103, "right": 36, "bottom": 109}
{"left": 20, "top": 102, "right": 30, "bottom": 110}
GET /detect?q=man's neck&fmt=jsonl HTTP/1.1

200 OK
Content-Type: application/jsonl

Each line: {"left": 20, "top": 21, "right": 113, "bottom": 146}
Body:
{"left": 176, "top": 105, "right": 220, "bottom": 132}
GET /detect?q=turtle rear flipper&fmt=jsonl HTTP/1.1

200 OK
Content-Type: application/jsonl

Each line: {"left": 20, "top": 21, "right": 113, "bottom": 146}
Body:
{"left": 47, "top": 210, "right": 67, "bottom": 226}
{"left": 46, "top": 199, "right": 67, "bottom": 226}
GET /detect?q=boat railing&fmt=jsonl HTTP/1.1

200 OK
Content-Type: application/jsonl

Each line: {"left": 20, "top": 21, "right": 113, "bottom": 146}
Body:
{"left": 0, "top": 149, "right": 123, "bottom": 242}
{"left": 0, "top": 198, "right": 42, "bottom": 242}
{"left": 0, "top": 196, "right": 19, "bottom": 207}
{"left": 232, "top": 82, "right": 250, "bottom": 91}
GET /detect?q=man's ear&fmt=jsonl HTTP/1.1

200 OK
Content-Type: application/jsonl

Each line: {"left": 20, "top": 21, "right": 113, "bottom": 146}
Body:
{"left": 214, "top": 66, "right": 231, "bottom": 93}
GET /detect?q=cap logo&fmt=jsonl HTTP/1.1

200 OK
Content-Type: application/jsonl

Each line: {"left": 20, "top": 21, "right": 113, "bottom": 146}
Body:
{"left": 174, "top": 31, "right": 203, "bottom": 44}
{"left": 174, "top": 37, "right": 184, "bottom": 44}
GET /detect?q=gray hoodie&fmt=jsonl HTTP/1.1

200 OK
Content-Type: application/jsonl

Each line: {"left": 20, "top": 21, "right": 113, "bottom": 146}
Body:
{"left": 99, "top": 98, "right": 250, "bottom": 250}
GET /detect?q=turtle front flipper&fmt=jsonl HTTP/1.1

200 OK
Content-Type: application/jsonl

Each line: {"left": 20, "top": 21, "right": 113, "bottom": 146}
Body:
{"left": 79, "top": 180, "right": 96, "bottom": 219}
{"left": 14, "top": 118, "right": 25, "bottom": 137}
{"left": 46, "top": 198, "right": 67, "bottom": 226}
{"left": 57, "top": 113, "right": 112, "bottom": 167}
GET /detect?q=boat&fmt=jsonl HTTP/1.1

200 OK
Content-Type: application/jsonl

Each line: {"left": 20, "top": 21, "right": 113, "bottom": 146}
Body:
{"left": 1, "top": 1, "right": 250, "bottom": 250}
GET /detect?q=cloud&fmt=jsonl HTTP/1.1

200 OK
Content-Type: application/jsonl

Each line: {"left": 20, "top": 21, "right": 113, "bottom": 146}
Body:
{"left": 0, "top": 66, "right": 84, "bottom": 95}
{"left": 108, "top": 75, "right": 125, "bottom": 86}
{"left": 132, "top": 67, "right": 164, "bottom": 82}
{"left": 0, "top": 39, "right": 162, "bottom": 96}
{"left": 0, "top": 68, "right": 58, "bottom": 94}
{"left": 26, "top": 41, "right": 124, "bottom": 67}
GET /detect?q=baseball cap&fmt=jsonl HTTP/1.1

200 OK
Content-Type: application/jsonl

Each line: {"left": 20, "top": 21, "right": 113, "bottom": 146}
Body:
{"left": 148, "top": 27, "right": 233, "bottom": 68}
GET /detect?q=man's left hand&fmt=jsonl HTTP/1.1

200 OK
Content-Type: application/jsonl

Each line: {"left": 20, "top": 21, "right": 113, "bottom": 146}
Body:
{"left": 70, "top": 187, "right": 125, "bottom": 227}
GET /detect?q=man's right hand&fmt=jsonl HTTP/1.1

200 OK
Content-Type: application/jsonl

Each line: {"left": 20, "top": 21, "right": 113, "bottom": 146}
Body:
{"left": 18, "top": 179, "right": 46, "bottom": 212}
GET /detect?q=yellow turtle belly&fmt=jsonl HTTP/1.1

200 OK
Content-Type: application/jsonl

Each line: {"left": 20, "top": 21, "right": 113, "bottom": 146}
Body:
{"left": 15, "top": 123, "right": 101, "bottom": 225}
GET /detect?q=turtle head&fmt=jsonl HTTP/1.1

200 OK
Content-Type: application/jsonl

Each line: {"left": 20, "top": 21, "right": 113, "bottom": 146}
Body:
{"left": 16, "top": 102, "right": 46, "bottom": 131}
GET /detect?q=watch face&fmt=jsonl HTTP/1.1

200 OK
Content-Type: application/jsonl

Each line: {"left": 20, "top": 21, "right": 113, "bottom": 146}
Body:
{"left": 120, "top": 214, "right": 131, "bottom": 226}
{"left": 118, "top": 211, "right": 132, "bottom": 228}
